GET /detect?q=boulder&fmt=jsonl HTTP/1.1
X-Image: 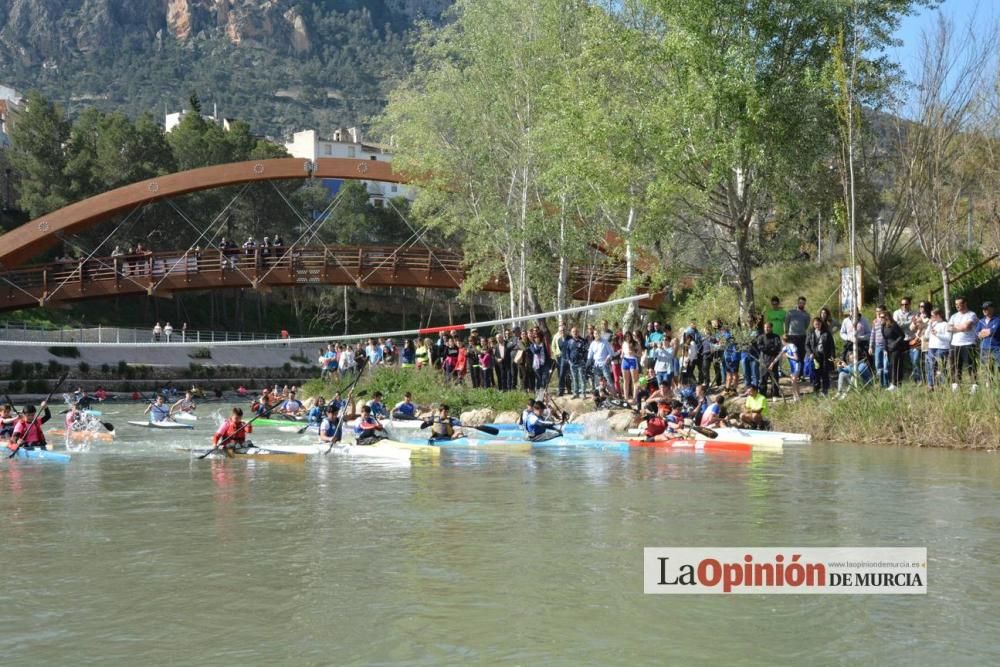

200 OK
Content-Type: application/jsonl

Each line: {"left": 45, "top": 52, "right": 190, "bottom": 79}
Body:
{"left": 571, "top": 409, "right": 612, "bottom": 425}
{"left": 460, "top": 408, "right": 496, "bottom": 427}
{"left": 494, "top": 411, "right": 521, "bottom": 424}
{"left": 608, "top": 411, "right": 638, "bottom": 432}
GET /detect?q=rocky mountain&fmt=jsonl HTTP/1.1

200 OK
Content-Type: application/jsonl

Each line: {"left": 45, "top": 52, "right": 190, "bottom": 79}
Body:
{"left": 0, "top": 0, "right": 451, "bottom": 137}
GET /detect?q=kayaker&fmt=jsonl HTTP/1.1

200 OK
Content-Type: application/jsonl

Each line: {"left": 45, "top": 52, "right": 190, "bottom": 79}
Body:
{"left": 144, "top": 395, "right": 171, "bottom": 423}
{"left": 65, "top": 402, "right": 83, "bottom": 431}
{"left": 11, "top": 403, "right": 51, "bottom": 451}
{"left": 1, "top": 403, "right": 18, "bottom": 440}
{"left": 212, "top": 407, "right": 252, "bottom": 451}
{"left": 318, "top": 405, "right": 343, "bottom": 444}
{"left": 426, "top": 404, "right": 464, "bottom": 441}
{"left": 170, "top": 391, "right": 197, "bottom": 417}
{"left": 523, "top": 401, "right": 560, "bottom": 442}
{"left": 391, "top": 392, "right": 418, "bottom": 420}
{"left": 353, "top": 406, "right": 384, "bottom": 446}
{"left": 280, "top": 390, "right": 304, "bottom": 416}
{"left": 306, "top": 397, "right": 326, "bottom": 424}
{"left": 517, "top": 399, "right": 534, "bottom": 427}
{"left": 642, "top": 401, "right": 672, "bottom": 441}
{"left": 700, "top": 395, "right": 726, "bottom": 428}
{"left": 665, "top": 400, "right": 688, "bottom": 435}
{"left": 739, "top": 384, "right": 768, "bottom": 429}
{"left": 366, "top": 392, "right": 390, "bottom": 418}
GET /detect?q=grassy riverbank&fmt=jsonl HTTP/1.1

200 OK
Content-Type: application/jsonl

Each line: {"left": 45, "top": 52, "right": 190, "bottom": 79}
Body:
{"left": 302, "top": 367, "right": 532, "bottom": 414}
{"left": 771, "top": 383, "right": 1000, "bottom": 449}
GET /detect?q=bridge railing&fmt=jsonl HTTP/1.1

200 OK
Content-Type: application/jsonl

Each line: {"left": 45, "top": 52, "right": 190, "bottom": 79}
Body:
{"left": 0, "top": 321, "right": 286, "bottom": 344}
{"left": 0, "top": 244, "right": 629, "bottom": 302}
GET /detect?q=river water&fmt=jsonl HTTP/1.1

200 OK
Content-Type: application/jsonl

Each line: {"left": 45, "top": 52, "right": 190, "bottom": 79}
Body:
{"left": 2, "top": 406, "right": 999, "bottom": 666}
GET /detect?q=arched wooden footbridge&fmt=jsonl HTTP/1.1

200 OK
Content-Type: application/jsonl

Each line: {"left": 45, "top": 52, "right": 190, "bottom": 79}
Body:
{"left": 0, "top": 158, "right": 658, "bottom": 311}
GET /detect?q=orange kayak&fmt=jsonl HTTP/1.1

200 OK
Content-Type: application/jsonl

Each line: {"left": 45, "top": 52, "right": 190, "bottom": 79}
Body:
{"left": 49, "top": 429, "right": 115, "bottom": 442}
{"left": 627, "top": 438, "right": 752, "bottom": 454}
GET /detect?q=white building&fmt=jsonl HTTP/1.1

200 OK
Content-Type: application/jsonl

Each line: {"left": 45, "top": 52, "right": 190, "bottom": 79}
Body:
{"left": 284, "top": 128, "right": 415, "bottom": 206}
{"left": 165, "top": 106, "right": 237, "bottom": 133}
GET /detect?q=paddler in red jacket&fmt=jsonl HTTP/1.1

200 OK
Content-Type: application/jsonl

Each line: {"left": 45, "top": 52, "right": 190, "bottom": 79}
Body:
{"left": 642, "top": 400, "right": 672, "bottom": 442}
{"left": 10, "top": 402, "right": 51, "bottom": 451}
{"left": 212, "top": 407, "right": 252, "bottom": 451}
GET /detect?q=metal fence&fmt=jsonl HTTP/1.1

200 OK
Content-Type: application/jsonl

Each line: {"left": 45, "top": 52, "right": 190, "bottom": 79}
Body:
{"left": 0, "top": 321, "right": 284, "bottom": 344}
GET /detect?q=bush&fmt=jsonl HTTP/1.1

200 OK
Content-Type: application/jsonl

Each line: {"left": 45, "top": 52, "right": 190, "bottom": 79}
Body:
{"left": 290, "top": 349, "right": 311, "bottom": 364}
{"left": 78, "top": 361, "right": 90, "bottom": 374}
{"left": 48, "top": 346, "right": 81, "bottom": 358}
{"left": 7, "top": 380, "right": 23, "bottom": 392}
{"left": 117, "top": 361, "right": 129, "bottom": 377}
{"left": 100, "top": 363, "right": 111, "bottom": 374}
{"left": 10, "top": 359, "right": 24, "bottom": 379}
{"left": 189, "top": 348, "right": 212, "bottom": 359}
{"left": 47, "top": 360, "right": 67, "bottom": 376}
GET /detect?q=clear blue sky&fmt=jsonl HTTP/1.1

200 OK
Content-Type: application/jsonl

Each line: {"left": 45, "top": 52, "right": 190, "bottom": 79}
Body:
{"left": 891, "top": 0, "right": 997, "bottom": 85}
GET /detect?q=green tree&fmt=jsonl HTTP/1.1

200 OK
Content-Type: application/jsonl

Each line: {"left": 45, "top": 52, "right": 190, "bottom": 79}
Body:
{"left": 7, "top": 91, "right": 72, "bottom": 219}
{"left": 378, "top": 0, "right": 594, "bottom": 319}
{"left": 645, "top": 0, "right": 923, "bottom": 319}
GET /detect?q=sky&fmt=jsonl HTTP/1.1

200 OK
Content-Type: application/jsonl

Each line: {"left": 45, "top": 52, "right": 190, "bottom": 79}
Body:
{"left": 890, "top": 0, "right": 997, "bottom": 86}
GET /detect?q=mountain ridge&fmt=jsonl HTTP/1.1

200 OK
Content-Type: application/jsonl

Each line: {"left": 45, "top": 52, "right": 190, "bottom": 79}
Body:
{"left": 0, "top": 0, "right": 451, "bottom": 137}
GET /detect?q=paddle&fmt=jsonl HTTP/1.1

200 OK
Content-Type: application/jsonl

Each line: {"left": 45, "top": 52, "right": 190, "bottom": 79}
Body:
{"left": 324, "top": 357, "right": 369, "bottom": 454}
{"left": 419, "top": 419, "right": 500, "bottom": 437}
{"left": 9, "top": 372, "right": 70, "bottom": 458}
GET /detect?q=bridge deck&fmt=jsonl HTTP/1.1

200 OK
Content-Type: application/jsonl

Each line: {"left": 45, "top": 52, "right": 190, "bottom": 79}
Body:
{"left": 0, "top": 245, "right": 657, "bottom": 312}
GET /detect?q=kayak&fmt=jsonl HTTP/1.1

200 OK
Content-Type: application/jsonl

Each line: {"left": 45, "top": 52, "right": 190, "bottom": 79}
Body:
{"left": 173, "top": 412, "right": 197, "bottom": 422}
{"left": 263, "top": 442, "right": 413, "bottom": 461}
{"left": 178, "top": 446, "right": 307, "bottom": 463}
{"left": 627, "top": 438, "right": 753, "bottom": 454}
{"left": 359, "top": 438, "right": 442, "bottom": 456}
{"left": 625, "top": 426, "right": 809, "bottom": 445}
{"left": 618, "top": 429, "right": 783, "bottom": 450}
{"left": 49, "top": 429, "right": 115, "bottom": 442}
{"left": 4, "top": 446, "right": 71, "bottom": 463}
{"left": 492, "top": 422, "right": 585, "bottom": 435}
{"left": 252, "top": 417, "right": 308, "bottom": 428}
{"left": 395, "top": 435, "right": 532, "bottom": 453}
{"left": 412, "top": 436, "right": 629, "bottom": 451}
{"left": 128, "top": 420, "right": 194, "bottom": 430}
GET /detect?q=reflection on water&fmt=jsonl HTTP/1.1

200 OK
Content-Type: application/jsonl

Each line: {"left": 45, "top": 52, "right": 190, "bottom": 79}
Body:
{"left": 1, "top": 407, "right": 999, "bottom": 665}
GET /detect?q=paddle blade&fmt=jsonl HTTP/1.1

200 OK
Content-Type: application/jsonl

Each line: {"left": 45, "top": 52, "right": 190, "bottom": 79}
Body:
{"left": 102, "top": 421, "right": 115, "bottom": 433}
{"left": 419, "top": 420, "right": 432, "bottom": 429}
{"left": 691, "top": 425, "right": 718, "bottom": 439}
{"left": 474, "top": 424, "right": 500, "bottom": 436}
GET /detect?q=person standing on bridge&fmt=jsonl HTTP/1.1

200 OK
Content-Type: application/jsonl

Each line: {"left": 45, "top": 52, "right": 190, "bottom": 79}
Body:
{"left": 152, "top": 322, "right": 162, "bottom": 343}
{"left": 164, "top": 322, "right": 173, "bottom": 343}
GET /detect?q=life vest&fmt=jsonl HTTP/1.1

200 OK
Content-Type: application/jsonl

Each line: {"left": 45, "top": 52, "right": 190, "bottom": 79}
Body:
{"left": 431, "top": 417, "right": 455, "bottom": 439}
{"left": 353, "top": 416, "right": 379, "bottom": 436}
{"left": 214, "top": 420, "right": 251, "bottom": 445}
{"left": 319, "top": 417, "right": 341, "bottom": 440}
{"left": 13, "top": 417, "right": 46, "bottom": 446}
{"left": 645, "top": 415, "right": 667, "bottom": 438}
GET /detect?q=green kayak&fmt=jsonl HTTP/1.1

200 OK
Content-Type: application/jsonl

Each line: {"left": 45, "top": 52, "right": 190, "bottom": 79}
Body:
{"left": 253, "top": 417, "right": 309, "bottom": 428}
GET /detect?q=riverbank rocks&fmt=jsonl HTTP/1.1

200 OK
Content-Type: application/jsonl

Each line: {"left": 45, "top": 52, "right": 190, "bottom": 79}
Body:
{"left": 460, "top": 408, "right": 496, "bottom": 427}
{"left": 608, "top": 411, "right": 638, "bottom": 432}
{"left": 494, "top": 411, "right": 520, "bottom": 424}
{"left": 571, "top": 409, "right": 612, "bottom": 426}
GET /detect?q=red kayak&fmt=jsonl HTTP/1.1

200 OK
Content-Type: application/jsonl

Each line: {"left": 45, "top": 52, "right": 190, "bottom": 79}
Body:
{"left": 628, "top": 438, "right": 753, "bottom": 454}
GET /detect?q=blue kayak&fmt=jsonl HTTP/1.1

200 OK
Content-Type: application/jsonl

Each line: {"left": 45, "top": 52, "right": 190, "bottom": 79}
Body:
{"left": 6, "top": 447, "right": 71, "bottom": 463}
{"left": 492, "top": 422, "right": 584, "bottom": 434}
{"left": 398, "top": 435, "right": 628, "bottom": 451}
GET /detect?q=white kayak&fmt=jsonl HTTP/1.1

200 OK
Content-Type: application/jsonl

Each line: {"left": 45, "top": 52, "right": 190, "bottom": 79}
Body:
{"left": 264, "top": 442, "right": 412, "bottom": 460}
{"left": 173, "top": 412, "right": 197, "bottom": 422}
{"left": 346, "top": 417, "right": 425, "bottom": 431}
{"left": 626, "top": 426, "right": 808, "bottom": 445}
{"left": 128, "top": 420, "right": 194, "bottom": 430}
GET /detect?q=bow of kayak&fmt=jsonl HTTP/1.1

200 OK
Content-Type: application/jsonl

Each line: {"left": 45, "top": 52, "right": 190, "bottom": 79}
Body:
{"left": 128, "top": 420, "right": 194, "bottom": 430}
{"left": 627, "top": 439, "right": 753, "bottom": 454}
{"left": 4, "top": 446, "right": 71, "bottom": 463}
